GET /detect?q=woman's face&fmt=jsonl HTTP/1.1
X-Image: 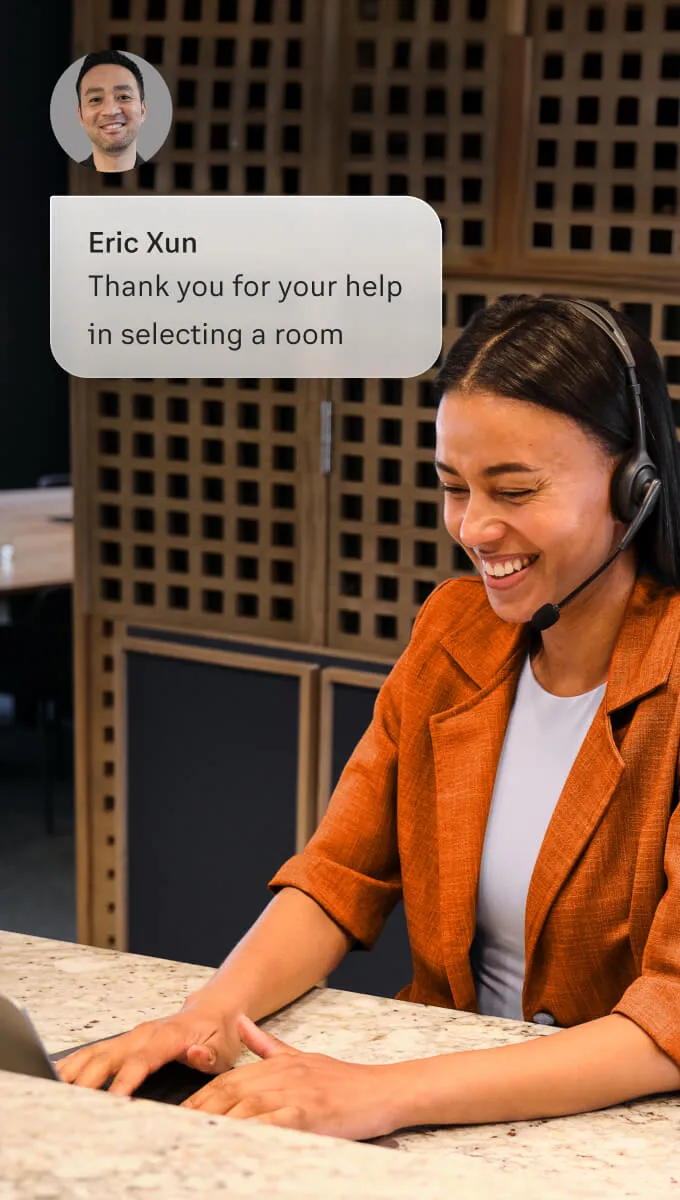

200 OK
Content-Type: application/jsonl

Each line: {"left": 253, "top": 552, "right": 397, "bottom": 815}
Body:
{"left": 435, "top": 390, "right": 626, "bottom": 623}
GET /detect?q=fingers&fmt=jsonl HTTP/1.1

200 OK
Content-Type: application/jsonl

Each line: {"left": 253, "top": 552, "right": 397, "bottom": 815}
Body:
{"left": 181, "top": 1025, "right": 235, "bottom": 1075}
{"left": 181, "top": 1067, "right": 247, "bottom": 1112}
{"left": 183, "top": 1082, "right": 291, "bottom": 1118}
{"left": 236, "top": 1014, "right": 297, "bottom": 1060}
{"left": 105, "top": 1050, "right": 167, "bottom": 1097}
{"left": 56, "top": 1038, "right": 134, "bottom": 1090}
{"left": 105, "top": 1024, "right": 193, "bottom": 1095}
{"left": 181, "top": 1073, "right": 234, "bottom": 1112}
{"left": 180, "top": 1074, "right": 306, "bottom": 1130}
{"left": 184, "top": 1042, "right": 217, "bottom": 1071}
{"left": 56, "top": 1022, "right": 188, "bottom": 1094}
{"left": 228, "top": 1099, "right": 306, "bottom": 1130}
{"left": 54, "top": 1050, "right": 89, "bottom": 1083}
{"left": 181, "top": 1056, "right": 302, "bottom": 1114}
{"left": 55, "top": 1013, "right": 273, "bottom": 1101}
{"left": 247, "top": 1106, "right": 305, "bottom": 1130}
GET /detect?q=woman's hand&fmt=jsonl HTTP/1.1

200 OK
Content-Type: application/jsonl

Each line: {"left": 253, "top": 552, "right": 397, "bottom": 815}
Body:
{"left": 180, "top": 1014, "right": 401, "bottom": 1141}
{"left": 55, "top": 996, "right": 242, "bottom": 1095}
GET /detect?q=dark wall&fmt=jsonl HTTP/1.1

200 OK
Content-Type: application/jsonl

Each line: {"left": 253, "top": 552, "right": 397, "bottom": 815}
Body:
{"left": 1, "top": 2, "right": 71, "bottom": 489}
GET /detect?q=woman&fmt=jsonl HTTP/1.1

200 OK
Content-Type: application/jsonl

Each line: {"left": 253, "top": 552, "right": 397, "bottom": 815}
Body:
{"left": 59, "top": 294, "right": 680, "bottom": 1139}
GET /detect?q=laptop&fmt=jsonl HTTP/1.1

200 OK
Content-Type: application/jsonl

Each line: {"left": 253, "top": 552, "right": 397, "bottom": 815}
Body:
{"left": 0, "top": 991, "right": 214, "bottom": 1104}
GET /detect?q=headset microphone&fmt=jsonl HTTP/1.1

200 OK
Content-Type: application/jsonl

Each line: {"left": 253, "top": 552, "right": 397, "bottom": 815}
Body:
{"left": 528, "top": 298, "right": 663, "bottom": 635}
{"left": 530, "top": 477, "right": 661, "bottom": 632}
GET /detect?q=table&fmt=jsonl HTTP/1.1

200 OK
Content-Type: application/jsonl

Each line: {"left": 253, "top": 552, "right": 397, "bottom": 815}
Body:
{"left": 1, "top": 932, "right": 679, "bottom": 1198}
{"left": 0, "top": 488, "right": 73, "bottom": 593}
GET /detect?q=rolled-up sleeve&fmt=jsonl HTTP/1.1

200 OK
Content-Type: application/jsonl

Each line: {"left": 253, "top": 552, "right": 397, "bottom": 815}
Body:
{"left": 267, "top": 652, "right": 405, "bottom": 950}
{"left": 611, "top": 792, "right": 680, "bottom": 1067}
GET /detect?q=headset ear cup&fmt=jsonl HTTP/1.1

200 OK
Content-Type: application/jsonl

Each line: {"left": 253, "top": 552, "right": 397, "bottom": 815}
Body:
{"left": 610, "top": 454, "right": 636, "bottom": 524}
{"left": 611, "top": 453, "right": 659, "bottom": 524}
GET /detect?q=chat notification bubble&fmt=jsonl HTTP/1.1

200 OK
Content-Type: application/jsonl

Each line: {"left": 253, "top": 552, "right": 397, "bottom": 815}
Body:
{"left": 50, "top": 196, "right": 441, "bottom": 380}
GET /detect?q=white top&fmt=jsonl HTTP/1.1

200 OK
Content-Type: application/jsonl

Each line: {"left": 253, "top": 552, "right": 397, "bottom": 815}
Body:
{"left": 470, "top": 651, "right": 607, "bottom": 1020}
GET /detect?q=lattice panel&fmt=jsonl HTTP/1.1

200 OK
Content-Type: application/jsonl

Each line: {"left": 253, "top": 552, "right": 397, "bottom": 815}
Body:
{"left": 326, "top": 280, "right": 680, "bottom": 655}
{"left": 88, "top": 379, "right": 324, "bottom": 642}
{"left": 75, "top": 0, "right": 327, "bottom": 197}
{"left": 85, "top": 616, "right": 122, "bottom": 948}
{"left": 525, "top": 0, "right": 680, "bottom": 268}
{"left": 78, "top": 0, "right": 506, "bottom": 237}
{"left": 337, "top": 0, "right": 503, "bottom": 268}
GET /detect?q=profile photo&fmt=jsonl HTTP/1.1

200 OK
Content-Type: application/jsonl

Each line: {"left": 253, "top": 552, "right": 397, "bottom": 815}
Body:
{"left": 50, "top": 50, "right": 173, "bottom": 173}
{"left": 76, "top": 50, "right": 146, "bottom": 173}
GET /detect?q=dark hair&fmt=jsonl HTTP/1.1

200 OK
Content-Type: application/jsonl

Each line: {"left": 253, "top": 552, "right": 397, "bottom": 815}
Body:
{"left": 434, "top": 293, "right": 680, "bottom": 590}
{"left": 76, "top": 50, "right": 145, "bottom": 106}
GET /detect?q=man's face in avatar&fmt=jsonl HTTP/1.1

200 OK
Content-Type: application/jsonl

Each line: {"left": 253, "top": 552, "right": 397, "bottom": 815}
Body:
{"left": 77, "top": 64, "right": 146, "bottom": 154}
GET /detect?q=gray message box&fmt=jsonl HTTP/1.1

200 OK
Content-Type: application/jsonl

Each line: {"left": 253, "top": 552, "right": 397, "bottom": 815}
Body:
{"left": 50, "top": 196, "right": 442, "bottom": 379}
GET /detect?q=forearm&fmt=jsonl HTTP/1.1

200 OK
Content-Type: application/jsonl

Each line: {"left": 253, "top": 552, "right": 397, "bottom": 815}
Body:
{"left": 391, "top": 1014, "right": 680, "bottom": 1129}
{"left": 185, "top": 887, "right": 352, "bottom": 1023}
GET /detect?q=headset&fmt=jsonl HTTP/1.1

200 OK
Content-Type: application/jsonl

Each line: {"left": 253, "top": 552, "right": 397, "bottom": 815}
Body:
{"left": 529, "top": 297, "right": 663, "bottom": 632}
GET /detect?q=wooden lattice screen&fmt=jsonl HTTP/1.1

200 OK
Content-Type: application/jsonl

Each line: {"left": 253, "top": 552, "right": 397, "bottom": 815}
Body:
{"left": 68, "top": 0, "right": 680, "bottom": 945}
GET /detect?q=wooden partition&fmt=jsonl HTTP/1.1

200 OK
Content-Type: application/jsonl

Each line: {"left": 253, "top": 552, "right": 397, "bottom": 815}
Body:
{"left": 69, "top": 0, "right": 680, "bottom": 970}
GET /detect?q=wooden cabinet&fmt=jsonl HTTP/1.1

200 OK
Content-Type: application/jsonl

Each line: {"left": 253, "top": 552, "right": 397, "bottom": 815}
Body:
{"left": 112, "top": 625, "right": 411, "bottom": 997}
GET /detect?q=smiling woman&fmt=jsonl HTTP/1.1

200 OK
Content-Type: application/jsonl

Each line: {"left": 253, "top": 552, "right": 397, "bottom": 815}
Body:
{"left": 433, "top": 296, "right": 678, "bottom": 688}
{"left": 57, "top": 294, "right": 680, "bottom": 1141}
{"left": 434, "top": 390, "right": 619, "bottom": 627}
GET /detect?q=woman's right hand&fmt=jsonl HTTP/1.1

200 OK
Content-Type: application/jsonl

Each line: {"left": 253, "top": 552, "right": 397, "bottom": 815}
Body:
{"left": 55, "top": 996, "right": 242, "bottom": 1096}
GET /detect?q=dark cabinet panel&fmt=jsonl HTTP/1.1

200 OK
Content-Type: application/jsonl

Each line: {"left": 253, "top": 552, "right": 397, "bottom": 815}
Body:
{"left": 125, "top": 649, "right": 312, "bottom": 967}
{"left": 322, "top": 674, "right": 414, "bottom": 1000}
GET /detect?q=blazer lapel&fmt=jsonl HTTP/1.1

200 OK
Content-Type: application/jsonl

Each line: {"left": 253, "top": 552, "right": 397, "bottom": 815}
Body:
{"left": 524, "top": 572, "right": 678, "bottom": 982}
{"left": 523, "top": 704, "right": 624, "bottom": 986}
{"left": 431, "top": 618, "right": 529, "bottom": 1011}
{"left": 429, "top": 571, "right": 678, "bottom": 1012}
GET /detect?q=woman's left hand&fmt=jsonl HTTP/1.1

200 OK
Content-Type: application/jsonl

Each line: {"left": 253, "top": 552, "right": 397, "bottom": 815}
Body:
{"left": 180, "top": 1013, "right": 401, "bottom": 1140}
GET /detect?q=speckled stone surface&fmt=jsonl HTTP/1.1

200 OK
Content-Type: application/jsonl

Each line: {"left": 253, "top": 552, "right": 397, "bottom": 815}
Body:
{"left": 0, "top": 1073, "right": 524, "bottom": 1200}
{"left": 1, "top": 930, "right": 679, "bottom": 1198}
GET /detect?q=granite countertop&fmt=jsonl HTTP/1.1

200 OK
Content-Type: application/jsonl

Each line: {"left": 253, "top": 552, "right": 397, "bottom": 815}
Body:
{"left": 1, "top": 930, "right": 679, "bottom": 1198}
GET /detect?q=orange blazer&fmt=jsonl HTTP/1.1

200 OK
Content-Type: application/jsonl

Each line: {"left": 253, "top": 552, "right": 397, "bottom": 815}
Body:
{"left": 269, "top": 571, "right": 680, "bottom": 1067}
